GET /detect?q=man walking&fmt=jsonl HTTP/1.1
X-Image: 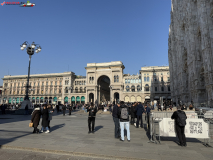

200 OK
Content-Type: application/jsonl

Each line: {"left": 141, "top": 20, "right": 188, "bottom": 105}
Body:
{"left": 171, "top": 105, "right": 187, "bottom": 147}
{"left": 87, "top": 102, "right": 97, "bottom": 134}
{"left": 144, "top": 104, "right": 151, "bottom": 132}
{"left": 112, "top": 101, "right": 120, "bottom": 139}
{"left": 62, "top": 104, "right": 66, "bottom": 116}
{"left": 135, "top": 102, "right": 144, "bottom": 128}
{"left": 118, "top": 101, "right": 130, "bottom": 142}
{"left": 68, "top": 104, "right": 72, "bottom": 115}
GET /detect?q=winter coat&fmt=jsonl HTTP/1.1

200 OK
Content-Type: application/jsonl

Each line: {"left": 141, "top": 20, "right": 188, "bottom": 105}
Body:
{"left": 112, "top": 105, "right": 119, "bottom": 118}
{"left": 31, "top": 109, "right": 41, "bottom": 127}
{"left": 87, "top": 106, "right": 97, "bottom": 117}
{"left": 135, "top": 104, "right": 144, "bottom": 116}
{"left": 41, "top": 108, "right": 49, "bottom": 127}
{"left": 130, "top": 105, "right": 136, "bottom": 117}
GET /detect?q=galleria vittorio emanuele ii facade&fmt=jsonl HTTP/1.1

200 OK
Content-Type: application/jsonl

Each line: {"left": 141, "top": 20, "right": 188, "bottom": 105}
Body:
{"left": 1, "top": 61, "right": 171, "bottom": 105}
{"left": 168, "top": 0, "right": 213, "bottom": 107}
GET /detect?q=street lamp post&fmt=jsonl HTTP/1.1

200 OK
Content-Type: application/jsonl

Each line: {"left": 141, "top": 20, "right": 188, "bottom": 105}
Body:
{"left": 69, "top": 87, "right": 72, "bottom": 104}
{"left": 18, "top": 41, "right": 41, "bottom": 113}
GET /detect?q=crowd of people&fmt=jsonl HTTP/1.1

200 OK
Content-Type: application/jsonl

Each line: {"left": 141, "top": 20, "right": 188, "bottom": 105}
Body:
{"left": 0, "top": 99, "right": 188, "bottom": 147}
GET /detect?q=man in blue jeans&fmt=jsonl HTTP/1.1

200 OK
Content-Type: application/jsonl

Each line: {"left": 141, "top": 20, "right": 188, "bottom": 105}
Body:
{"left": 118, "top": 101, "right": 130, "bottom": 142}
{"left": 112, "top": 101, "right": 120, "bottom": 139}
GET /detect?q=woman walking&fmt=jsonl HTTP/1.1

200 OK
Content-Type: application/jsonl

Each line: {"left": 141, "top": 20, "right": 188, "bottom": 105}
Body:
{"left": 31, "top": 105, "right": 41, "bottom": 134}
{"left": 40, "top": 104, "right": 50, "bottom": 133}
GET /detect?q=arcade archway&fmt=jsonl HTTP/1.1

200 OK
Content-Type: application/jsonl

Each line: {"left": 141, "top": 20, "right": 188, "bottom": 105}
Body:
{"left": 97, "top": 75, "right": 110, "bottom": 104}
{"left": 89, "top": 93, "right": 94, "bottom": 103}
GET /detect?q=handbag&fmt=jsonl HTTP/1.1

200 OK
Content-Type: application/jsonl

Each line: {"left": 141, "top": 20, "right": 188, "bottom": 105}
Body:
{"left": 29, "top": 122, "right": 33, "bottom": 127}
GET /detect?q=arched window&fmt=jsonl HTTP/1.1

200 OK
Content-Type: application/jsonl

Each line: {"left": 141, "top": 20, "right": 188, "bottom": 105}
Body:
{"left": 131, "top": 79, "right": 133, "bottom": 83}
{"left": 137, "top": 85, "right": 141, "bottom": 91}
{"left": 84, "top": 87, "right": 86, "bottom": 92}
{"left": 131, "top": 85, "right": 135, "bottom": 92}
{"left": 125, "top": 79, "right": 127, "bottom": 83}
{"left": 92, "top": 77, "right": 94, "bottom": 80}
{"left": 126, "top": 85, "right": 130, "bottom": 92}
{"left": 145, "top": 84, "right": 149, "bottom": 91}
{"left": 133, "top": 79, "right": 135, "bottom": 83}
{"left": 80, "top": 81, "right": 81, "bottom": 85}
{"left": 75, "top": 87, "right": 78, "bottom": 93}
{"left": 114, "top": 76, "right": 116, "bottom": 82}
{"left": 128, "top": 79, "right": 130, "bottom": 83}
{"left": 139, "top": 79, "right": 141, "bottom": 83}
{"left": 80, "top": 87, "right": 83, "bottom": 93}
{"left": 117, "top": 75, "right": 119, "bottom": 82}
{"left": 136, "top": 79, "right": 138, "bottom": 83}
{"left": 147, "top": 77, "right": 149, "bottom": 82}
{"left": 144, "top": 77, "right": 146, "bottom": 82}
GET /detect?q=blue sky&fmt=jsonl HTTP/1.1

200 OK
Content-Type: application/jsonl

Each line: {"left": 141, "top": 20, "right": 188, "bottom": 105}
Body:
{"left": 0, "top": 0, "right": 171, "bottom": 85}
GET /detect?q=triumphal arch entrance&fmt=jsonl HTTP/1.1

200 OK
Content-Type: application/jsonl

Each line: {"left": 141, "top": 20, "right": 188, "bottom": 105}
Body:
{"left": 85, "top": 61, "right": 125, "bottom": 104}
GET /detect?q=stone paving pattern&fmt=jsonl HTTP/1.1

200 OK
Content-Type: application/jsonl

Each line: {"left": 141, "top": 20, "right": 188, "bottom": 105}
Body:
{"left": 0, "top": 110, "right": 212, "bottom": 160}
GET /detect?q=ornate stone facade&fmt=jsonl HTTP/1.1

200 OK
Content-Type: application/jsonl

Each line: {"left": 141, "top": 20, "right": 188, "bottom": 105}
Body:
{"left": 1, "top": 61, "right": 171, "bottom": 105}
{"left": 168, "top": 0, "right": 213, "bottom": 107}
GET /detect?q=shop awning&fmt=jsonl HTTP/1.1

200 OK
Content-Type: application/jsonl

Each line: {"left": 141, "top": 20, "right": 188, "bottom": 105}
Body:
{"left": 81, "top": 96, "right": 85, "bottom": 102}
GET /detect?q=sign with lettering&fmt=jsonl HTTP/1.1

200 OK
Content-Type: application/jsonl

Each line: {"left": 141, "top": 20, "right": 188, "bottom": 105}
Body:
{"left": 159, "top": 118, "right": 209, "bottom": 138}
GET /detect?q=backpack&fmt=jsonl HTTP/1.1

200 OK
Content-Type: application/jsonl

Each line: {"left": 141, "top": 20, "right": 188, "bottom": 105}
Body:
{"left": 120, "top": 107, "right": 128, "bottom": 120}
{"left": 176, "top": 111, "right": 187, "bottom": 126}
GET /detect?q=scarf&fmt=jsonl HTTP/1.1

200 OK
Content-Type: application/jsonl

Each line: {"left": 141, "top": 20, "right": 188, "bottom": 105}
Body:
{"left": 31, "top": 107, "right": 40, "bottom": 115}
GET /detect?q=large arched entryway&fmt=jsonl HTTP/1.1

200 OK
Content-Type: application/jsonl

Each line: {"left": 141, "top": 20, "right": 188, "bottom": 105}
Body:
{"left": 97, "top": 76, "right": 110, "bottom": 104}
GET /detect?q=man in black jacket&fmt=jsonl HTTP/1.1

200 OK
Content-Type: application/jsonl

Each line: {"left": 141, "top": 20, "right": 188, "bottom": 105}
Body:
{"left": 112, "top": 101, "right": 120, "bottom": 139}
{"left": 118, "top": 101, "right": 130, "bottom": 142}
{"left": 171, "top": 106, "right": 187, "bottom": 147}
{"left": 68, "top": 104, "right": 72, "bottom": 115}
{"left": 62, "top": 104, "right": 66, "bottom": 116}
{"left": 87, "top": 102, "right": 97, "bottom": 134}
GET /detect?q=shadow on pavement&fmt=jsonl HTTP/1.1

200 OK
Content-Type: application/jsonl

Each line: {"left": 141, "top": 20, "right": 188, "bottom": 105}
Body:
{"left": 49, "top": 123, "right": 65, "bottom": 132}
{"left": 94, "top": 126, "right": 103, "bottom": 132}
{"left": 0, "top": 130, "right": 32, "bottom": 147}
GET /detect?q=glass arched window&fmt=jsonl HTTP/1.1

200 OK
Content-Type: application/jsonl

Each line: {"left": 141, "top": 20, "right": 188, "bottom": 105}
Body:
{"left": 117, "top": 75, "right": 119, "bottom": 82}
{"left": 114, "top": 76, "right": 116, "bottom": 82}
{"left": 131, "top": 85, "right": 135, "bottom": 92}
{"left": 136, "top": 79, "right": 138, "bottom": 83}
{"left": 125, "top": 79, "right": 127, "bottom": 83}
{"left": 147, "top": 77, "right": 149, "bottom": 82}
{"left": 139, "top": 79, "right": 141, "bottom": 83}
{"left": 75, "top": 87, "right": 78, "bottom": 93}
{"left": 128, "top": 79, "right": 130, "bottom": 83}
{"left": 126, "top": 86, "right": 130, "bottom": 92}
{"left": 137, "top": 85, "right": 141, "bottom": 91}
{"left": 133, "top": 79, "right": 135, "bottom": 83}
{"left": 145, "top": 84, "right": 149, "bottom": 91}
{"left": 144, "top": 77, "right": 146, "bottom": 82}
{"left": 131, "top": 79, "right": 133, "bottom": 83}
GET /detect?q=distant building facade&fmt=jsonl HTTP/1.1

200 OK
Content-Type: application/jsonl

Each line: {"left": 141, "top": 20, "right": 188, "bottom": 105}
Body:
{"left": 1, "top": 61, "right": 171, "bottom": 105}
{"left": 168, "top": 0, "right": 213, "bottom": 107}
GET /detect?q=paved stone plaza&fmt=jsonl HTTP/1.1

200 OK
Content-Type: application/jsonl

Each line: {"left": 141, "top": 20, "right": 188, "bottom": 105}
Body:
{"left": 0, "top": 110, "right": 212, "bottom": 160}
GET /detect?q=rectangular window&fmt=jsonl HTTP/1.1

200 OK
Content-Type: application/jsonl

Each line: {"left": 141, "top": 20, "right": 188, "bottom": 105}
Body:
{"left": 46, "top": 82, "right": 48, "bottom": 85}
{"left": 155, "top": 87, "right": 157, "bottom": 91}
{"left": 42, "top": 82, "right": 44, "bottom": 86}
{"left": 125, "top": 79, "right": 127, "bottom": 83}
{"left": 128, "top": 79, "right": 130, "bottom": 83}
{"left": 161, "top": 87, "right": 164, "bottom": 91}
{"left": 168, "top": 77, "right": 170, "bottom": 81}
{"left": 144, "top": 77, "right": 146, "bottom": 82}
{"left": 55, "top": 81, "right": 57, "bottom": 85}
{"left": 147, "top": 77, "right": 149, "bottom": 82}
{"left": 60, "top": 82, "right": 62, "bottom": 85}
{"left": 38, "top": 82, "right": 39, "bottom": 86}
{"left": 139, "top": 79, "right": 141, "bottom": 83}
{"left": 51, "top": 82, "right": 52, "bottom": 85}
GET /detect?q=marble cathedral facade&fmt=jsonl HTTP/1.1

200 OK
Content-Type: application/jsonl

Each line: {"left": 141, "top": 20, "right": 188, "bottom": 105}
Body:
{"left": 168, "top": 0, "right": 213, "bottom": 107}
